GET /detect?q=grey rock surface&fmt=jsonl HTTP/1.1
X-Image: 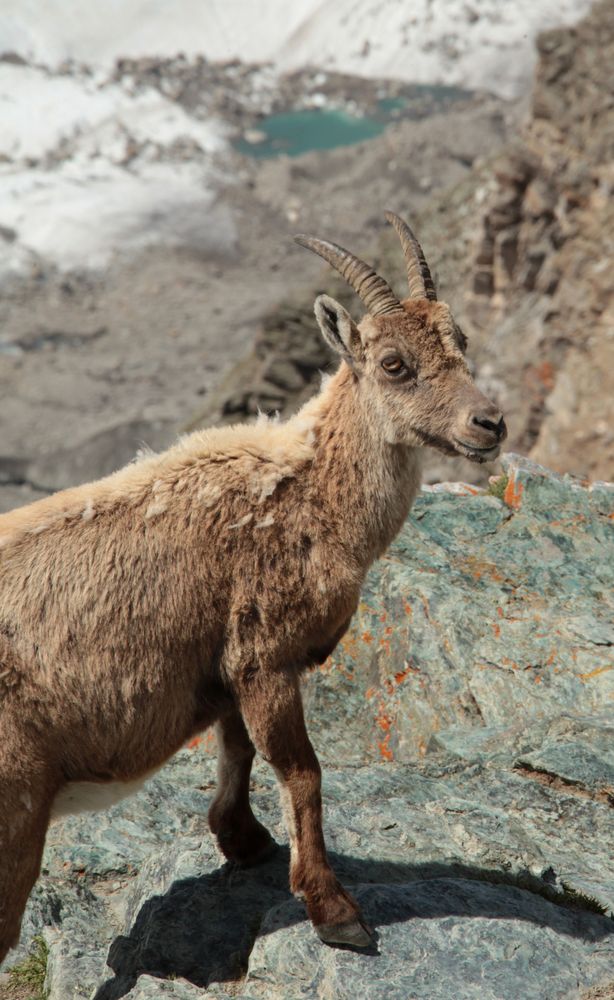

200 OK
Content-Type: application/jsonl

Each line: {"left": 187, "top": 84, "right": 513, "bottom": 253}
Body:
{"left": 246, "top": 882, "right": 614, "bottom": 1000}
{"left": 2, "top": 456, "right": 613, "bottom": 1000}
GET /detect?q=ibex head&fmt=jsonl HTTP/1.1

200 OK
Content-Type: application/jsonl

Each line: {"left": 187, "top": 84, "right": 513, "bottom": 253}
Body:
{"left": 295, "top": 212, "right": 506, "bottom": 462}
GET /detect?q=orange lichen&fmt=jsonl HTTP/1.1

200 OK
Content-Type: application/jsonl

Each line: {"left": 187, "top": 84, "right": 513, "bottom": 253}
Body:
{"left": 335, "top": 663, "right": 355, "bottom": 680}
{"left": 377, "top": 710, "right": 392, "bottom": 732}
{"left": 340, "top": 633, "right": 359, "bottom": 658}
{"left": 378, "top": 734, "right": 394, "bottom": 761}
{"left": 503, "top": 474, "right": 524, "bottom": 510}
{"left": 186, "top": 736, "right": 203, "bottom": 750}
{"left": 578, "top": 665, "right": 614, "bottom": 681}
{"left": 492, "top": 623, "right": 501, "bottom": 638}
{"left": 549, "top": 514, "right": 587, "bottom": 527}
{"left": 362, "top": 631, "right": 374, "bottom": 644}
{"left": 372, "top": 698, "right": 395, "bottom": 760}
{"left": 394, "top": 662, "right": 419, "bottom": 684}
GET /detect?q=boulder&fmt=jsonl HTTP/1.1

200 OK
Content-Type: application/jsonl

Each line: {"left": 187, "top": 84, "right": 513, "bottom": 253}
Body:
{"left": 2, "top": 456, "right": 613, "bottom": 1000}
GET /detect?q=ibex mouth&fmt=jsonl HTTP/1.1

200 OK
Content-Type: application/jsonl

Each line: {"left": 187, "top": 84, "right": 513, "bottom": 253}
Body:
{"left": 453, "top": 439, "right": 502, "bottom": 463}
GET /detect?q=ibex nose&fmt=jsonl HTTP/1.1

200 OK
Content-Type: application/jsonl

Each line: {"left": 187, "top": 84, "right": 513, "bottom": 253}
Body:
{"left": 471, "top": 411, "right": 507, "bottom": 442}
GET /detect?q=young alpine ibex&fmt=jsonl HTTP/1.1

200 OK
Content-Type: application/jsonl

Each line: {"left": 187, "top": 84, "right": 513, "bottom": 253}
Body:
{"left": 0, "top": 213, "right": 505, "bottom": 959}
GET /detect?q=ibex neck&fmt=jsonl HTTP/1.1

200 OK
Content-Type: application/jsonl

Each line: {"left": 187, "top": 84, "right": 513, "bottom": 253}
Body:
{"left": 305, "top": 365, "right": 422, "bottom": 564}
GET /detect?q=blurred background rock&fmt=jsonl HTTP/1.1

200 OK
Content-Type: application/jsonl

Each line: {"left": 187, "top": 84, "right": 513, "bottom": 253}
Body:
{"left": 1, "top": 0, "right": 611, "bottom": 514}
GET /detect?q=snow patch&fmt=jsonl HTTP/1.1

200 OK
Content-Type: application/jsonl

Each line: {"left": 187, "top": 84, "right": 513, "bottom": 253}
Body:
{"left": 0, "top": 0, "right": 593, "bottom": 98}
{"left": 0, "top": 63, "right": 231, "bottom": 274}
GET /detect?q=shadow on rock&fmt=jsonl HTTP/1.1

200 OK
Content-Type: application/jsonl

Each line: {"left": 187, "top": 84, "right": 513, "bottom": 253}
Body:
{"left": 93, "top": 847, "right": 614, "bottom": 1000}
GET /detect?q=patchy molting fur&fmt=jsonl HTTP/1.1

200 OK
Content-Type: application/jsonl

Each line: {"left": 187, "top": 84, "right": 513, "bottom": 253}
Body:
{"left": 0, "top": 273, "right": 504, "bottom": 960}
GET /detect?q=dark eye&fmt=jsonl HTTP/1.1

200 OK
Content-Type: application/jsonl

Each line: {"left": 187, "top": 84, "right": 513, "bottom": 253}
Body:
{"left": 381, "top": 356, "right": 406, "bottom": 375}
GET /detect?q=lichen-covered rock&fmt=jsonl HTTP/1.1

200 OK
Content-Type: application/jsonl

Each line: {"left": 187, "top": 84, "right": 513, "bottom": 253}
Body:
{"left": 125, "top": 976, "right": 215, "bottom": 999}
{"left": 245, "top": 882, "right": 614, "bottom": 1000}
{"left": 2, "top": 457, "right": 613, "bottom": 1000}
{"left": 303, "top": 454, "right": 614, "bottom": 763}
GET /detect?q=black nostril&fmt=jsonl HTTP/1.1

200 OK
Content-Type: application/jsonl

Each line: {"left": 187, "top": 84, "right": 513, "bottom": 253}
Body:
{"left": 472, "top": 413, "right": 505, "bottom": 439}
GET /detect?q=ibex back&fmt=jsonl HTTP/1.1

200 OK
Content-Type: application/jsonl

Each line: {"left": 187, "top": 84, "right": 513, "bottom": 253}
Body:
{"left": 0, "top": 213, "right": 506, "bottom": 957}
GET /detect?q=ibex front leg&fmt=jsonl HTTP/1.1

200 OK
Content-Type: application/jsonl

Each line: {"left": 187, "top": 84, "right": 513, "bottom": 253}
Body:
{"left": 238, "top": 669, "right": 373, "bottom": 947}
{"left": 208, "top": 707, "right": 275, "bottom": 865}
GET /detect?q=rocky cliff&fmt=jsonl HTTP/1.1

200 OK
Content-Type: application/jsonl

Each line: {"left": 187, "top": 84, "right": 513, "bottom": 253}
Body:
{"left": 188, "top": 0, "right": 614, "bottom": 487}
{"left": 2, "top": 455, "right": 613, "bottom": 1000}
{"left": 464, "top": 0, "right": 614, "bottom": 482}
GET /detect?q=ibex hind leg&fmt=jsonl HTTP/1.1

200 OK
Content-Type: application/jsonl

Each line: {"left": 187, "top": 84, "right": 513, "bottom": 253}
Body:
{"left": 0, "top": 735, "right": 55, "bottom": 965}
{"left": 208, "top": 707, "right": 276, "bottom": 866}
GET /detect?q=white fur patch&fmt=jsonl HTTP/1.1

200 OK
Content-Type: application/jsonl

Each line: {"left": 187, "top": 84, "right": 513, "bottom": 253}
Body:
{"left": 145, "top": 499, "right": 167, "bottom": 519}
{"left": 81, "top": 498, "right": 95, "bottom": 521}
{"left": 227, "top": 512, "right": 253, "bottom": 530}
{"left": 253, "top": 468, "right": 287, "bottom": 502}
{"left": 198, "top": 482, "right": 223, "bottom": 507}
{"left": 255, "top": 513, "right": 275, "bottom": 529}
{"left": 51, "top": 774, "right": 156, "bottom": 819}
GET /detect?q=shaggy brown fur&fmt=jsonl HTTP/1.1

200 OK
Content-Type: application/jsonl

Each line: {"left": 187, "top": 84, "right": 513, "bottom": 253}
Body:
{"left": 0, "top": 225, "right": 505, "bottom": 959}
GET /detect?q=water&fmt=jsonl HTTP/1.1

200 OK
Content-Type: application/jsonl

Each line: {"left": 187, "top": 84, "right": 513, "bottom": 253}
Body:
{"left": 234, "top": 108, "right": 387, "bottom": 160}
{"left": 234, "top": 85, "right": 471, "bottom": 160}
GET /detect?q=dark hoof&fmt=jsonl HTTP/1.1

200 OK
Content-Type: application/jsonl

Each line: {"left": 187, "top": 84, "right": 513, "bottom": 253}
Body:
{"left": 234, "top": 834, "right": 278, "bottom": 868}
{"left": 315, "top": 917, "right": 375, "bottom": 949}
{"left": 215, "top": 825, "right": 277, "bottom": 867}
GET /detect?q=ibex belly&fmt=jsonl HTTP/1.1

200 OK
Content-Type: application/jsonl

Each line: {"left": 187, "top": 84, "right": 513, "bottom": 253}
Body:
{"left": 51, "top": 770, "right": 161, "bottom": 819}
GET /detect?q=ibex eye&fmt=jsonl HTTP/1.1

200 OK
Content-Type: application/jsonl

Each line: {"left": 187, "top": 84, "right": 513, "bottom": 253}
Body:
{"left": 381, "top": 357, "right": 405, "bottom": 375}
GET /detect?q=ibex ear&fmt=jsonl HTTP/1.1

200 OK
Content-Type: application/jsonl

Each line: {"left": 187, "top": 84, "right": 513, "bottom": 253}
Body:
{"left": 314, "top": 294, "right": 362, "bottom": 363}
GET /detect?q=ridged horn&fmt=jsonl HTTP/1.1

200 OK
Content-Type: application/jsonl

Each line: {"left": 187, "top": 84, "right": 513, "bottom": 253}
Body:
{"left": 294, "top": 234, "right": 404, "bottom": 317}
{"left": 385, "top": 211, "right": 437, "bottom": 301}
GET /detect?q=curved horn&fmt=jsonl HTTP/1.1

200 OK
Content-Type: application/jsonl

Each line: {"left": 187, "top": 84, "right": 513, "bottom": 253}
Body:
{"left": 384, "top": 211, "right": 437, "bottom": 301}
{"left": 294, "top": 234, "right": 404, "bottom": 317}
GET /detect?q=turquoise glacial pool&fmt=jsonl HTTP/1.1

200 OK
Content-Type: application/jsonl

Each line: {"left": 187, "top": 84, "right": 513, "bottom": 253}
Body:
{"left": 234, "top": 86, "right": 470, "bottom": 160}
{"left": 234, "top": 108, "right": 387, "bottom": 159}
